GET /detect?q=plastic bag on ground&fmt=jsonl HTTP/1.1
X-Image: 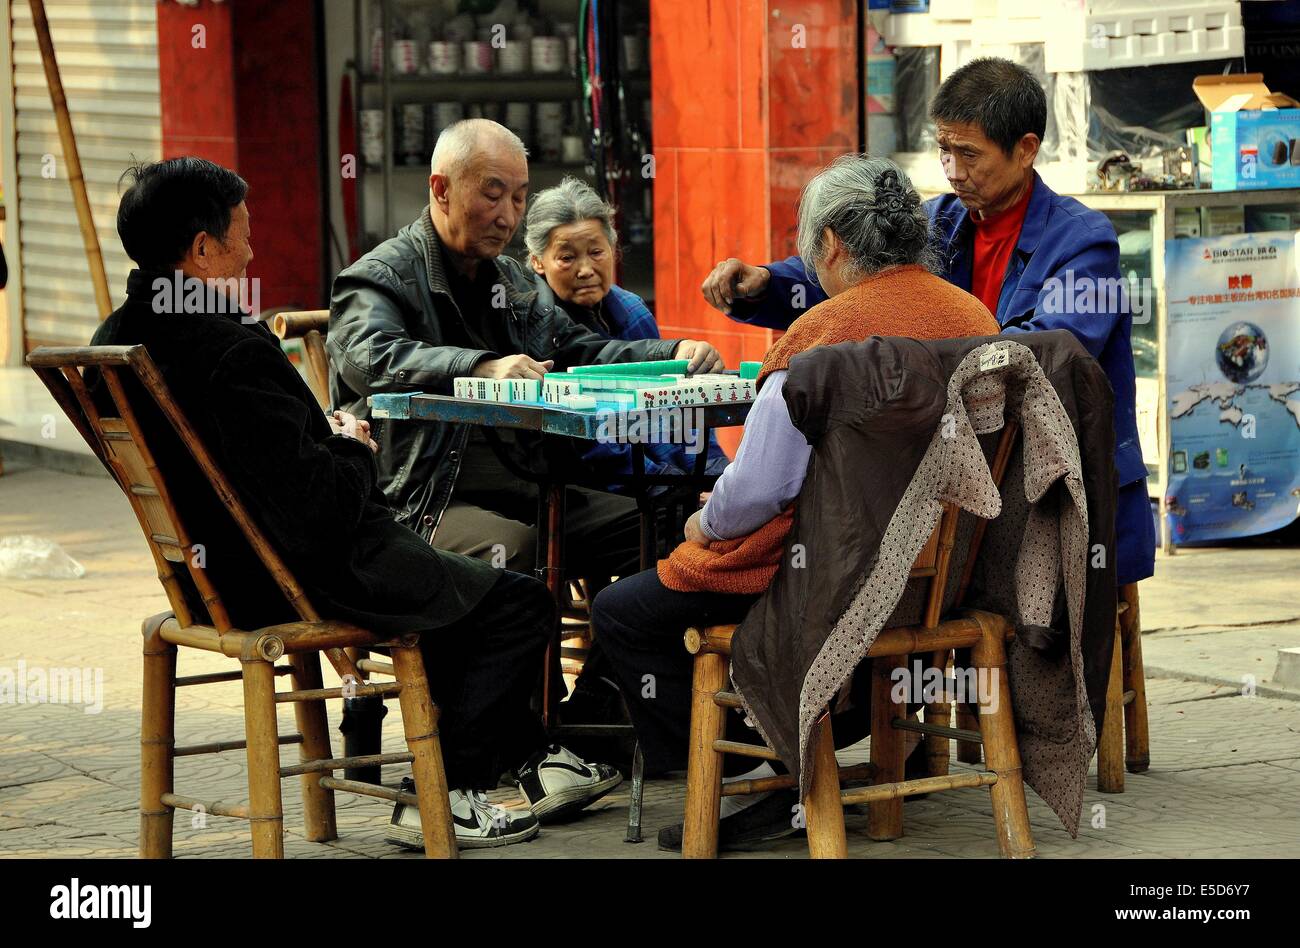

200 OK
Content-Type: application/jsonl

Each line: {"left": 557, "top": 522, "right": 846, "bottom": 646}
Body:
{"left": 0, "top": 535, "right": 86, "bottom": 580}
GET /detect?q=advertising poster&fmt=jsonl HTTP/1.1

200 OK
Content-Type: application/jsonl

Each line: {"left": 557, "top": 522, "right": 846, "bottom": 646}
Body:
{"left": 1165, "top": 231, "right": 1300, "bottom": 543}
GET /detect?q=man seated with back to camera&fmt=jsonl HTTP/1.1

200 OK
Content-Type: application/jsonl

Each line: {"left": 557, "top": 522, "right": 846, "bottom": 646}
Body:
{"left": 90, "top": 156, "right": 622, "bottom": 851}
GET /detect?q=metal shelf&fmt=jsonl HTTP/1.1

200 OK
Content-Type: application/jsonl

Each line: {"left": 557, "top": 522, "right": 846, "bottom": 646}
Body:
{"left": 360, "top": 73, "right": 583, "bottom": 102}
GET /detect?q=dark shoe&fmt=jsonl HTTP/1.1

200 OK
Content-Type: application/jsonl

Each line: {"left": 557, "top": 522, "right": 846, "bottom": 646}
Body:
{"left": 514, "top": 743, "right": 623, "bottom": 823}
{"left": 657, "top": 788, "right": 802, "bottom": 852}
{"left": 386, "top": 778, "right": 540, "bottom": 850}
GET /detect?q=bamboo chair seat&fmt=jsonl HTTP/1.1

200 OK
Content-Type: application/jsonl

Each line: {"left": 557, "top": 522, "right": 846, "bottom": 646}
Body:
{"left": 27, "top": 344, "right": 460, "bottom": 859}
{"left": 678, "top": 422, "right": 1037, "bottom": 859}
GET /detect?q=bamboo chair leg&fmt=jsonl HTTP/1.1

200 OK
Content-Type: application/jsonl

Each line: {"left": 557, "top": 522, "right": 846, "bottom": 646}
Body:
{"left": 390, "top": 644, "right": 457, "bottom": 859}
{"left": 954, "top": 648, "right": 982, "bottom": 764}
{"left": 1119, "top": 583, "right": 1150, "bottom": 773}
{"left": 1098, "top": 623, "right": 1126, "bottom": 793}
{"left": 804, "top": 714, "right": 847, "bottom": 858}
{"left": 925, "top": 649, "right": 952, "bottom": 777}
{"left": 682, "top": 650, "right": 727, "bottom": 859}
{"left": 241, "top": 656, "right": 285, "bottom": 858}
{"left": 970, "top": 612, "right": 1035, "bottom": 858}
{"left": 140, "top": 615, "right": 176, "bottom": 858}
{"left": 289, "top": 653, "right": 337, "bottom": 842}
{"left": 956, "top": 704, "right": 982, "bottom": 763}
{"left": 867, "top": 656, "right": 907, "bottom": 841}
{"left": 346, "top": 646, "right": 371, "bottom": 680}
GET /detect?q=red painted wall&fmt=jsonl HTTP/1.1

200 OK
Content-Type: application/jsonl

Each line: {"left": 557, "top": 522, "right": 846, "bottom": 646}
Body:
{"left": 651, "top": 0, "right": 859, "bottom": 451}
{"left": 157, "top": 0, "right": 324, "bottom": 310}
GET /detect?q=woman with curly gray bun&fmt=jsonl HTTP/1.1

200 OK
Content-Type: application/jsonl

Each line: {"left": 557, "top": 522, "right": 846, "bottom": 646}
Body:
{"left": 592, "top": 153, "right": 1001, "bottom": 852}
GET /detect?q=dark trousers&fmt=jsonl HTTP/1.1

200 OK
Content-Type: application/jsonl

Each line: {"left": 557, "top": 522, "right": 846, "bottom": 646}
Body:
{"left": 594, "top": 567, "right": 880, "bottom": 777}
{"left": 440, "top": 480, "right": 643, "bottom": 579}
{"left": 421, "top": 569, "right": 553, "bottom": 790}
{"left": 439, "top": 478, "right": 644, "bottom": 702}
{"left": 592, "top": 568, "right": 764, "bottom": 775}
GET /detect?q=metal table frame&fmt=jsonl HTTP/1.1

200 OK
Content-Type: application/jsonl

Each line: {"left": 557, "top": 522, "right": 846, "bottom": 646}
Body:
{"left": 374, "top": 392, "right": 753, "bottom": 841}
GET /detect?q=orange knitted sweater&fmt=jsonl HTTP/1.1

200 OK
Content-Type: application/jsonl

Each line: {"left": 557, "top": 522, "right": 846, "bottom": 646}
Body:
{"left": 657, "top": 264, "right": 1001, "bottom": 594}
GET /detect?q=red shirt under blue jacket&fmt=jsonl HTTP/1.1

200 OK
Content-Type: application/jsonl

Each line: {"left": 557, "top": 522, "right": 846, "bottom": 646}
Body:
{"left": 726, "top": 171, "right": 1155, "bottom": 586}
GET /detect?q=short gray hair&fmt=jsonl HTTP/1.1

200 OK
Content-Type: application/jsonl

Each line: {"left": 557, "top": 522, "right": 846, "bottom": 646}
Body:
{"left": 523, "top": 177, "right": 618, "bottom": 259}
{"left": 796, "top": 154, "right": 936, "bottom": 282}
{"left": 430, "top": 118, "right": 528, "bottom": 178}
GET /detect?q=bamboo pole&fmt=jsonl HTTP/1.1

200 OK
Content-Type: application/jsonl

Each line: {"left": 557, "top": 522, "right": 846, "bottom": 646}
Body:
{"left": 1119, "top": 583, "right": 1150, "bottom": 773}
{"left": 28, "top": 0, "right": 112, "bottom": 318}
{"left": 804, "top": 716, "right": 848, "bottom": 858}
{"left": 970, "top": 612, "right": 1036, "bottom": 858}
{"left": 681, "top": 650, "right": 728, "bottom": 859}
{"left": 391, "top": 645, "right": 457, "bottom": 859}
{"left": 1097, "top": 622, "right": 1127, "bottom": 793}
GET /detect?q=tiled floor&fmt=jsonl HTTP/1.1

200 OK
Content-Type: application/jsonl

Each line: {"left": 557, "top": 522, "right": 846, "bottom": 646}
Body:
{"left": 2, "top": 463, "right": 1298, "bottom": 859}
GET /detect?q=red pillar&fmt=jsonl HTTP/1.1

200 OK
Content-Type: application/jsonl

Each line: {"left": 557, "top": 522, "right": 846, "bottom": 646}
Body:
{"left": 156, "top": 0, "right": 324, "bottom": 310}
{"left": 651, "top": 0, "right": 858, "bottom": 452}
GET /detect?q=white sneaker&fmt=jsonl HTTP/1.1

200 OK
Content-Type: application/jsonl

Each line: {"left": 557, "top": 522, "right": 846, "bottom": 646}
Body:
{"left": 514, "top": 743, "right": 623, "bottom": 823}
{"left": 386, "top": 778, "right": 540, "bottom": 850}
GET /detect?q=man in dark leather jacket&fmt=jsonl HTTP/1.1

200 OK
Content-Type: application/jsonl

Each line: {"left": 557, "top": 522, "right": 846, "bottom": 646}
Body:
{"left": 328, "top": 119, "right": 723, "bottom": 715}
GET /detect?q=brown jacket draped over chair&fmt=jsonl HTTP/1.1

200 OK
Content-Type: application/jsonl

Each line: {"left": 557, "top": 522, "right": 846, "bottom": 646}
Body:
{"left": 730, "top": 331, "right": 1119, "bottom": 835}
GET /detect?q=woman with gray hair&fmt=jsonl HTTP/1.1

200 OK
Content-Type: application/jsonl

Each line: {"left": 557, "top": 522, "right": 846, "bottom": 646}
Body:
{"left": 590, "top": 154, "right": 1001, "bottom": 852}
{"left": 523, "top": 177, "right": 728, "bottom": 488}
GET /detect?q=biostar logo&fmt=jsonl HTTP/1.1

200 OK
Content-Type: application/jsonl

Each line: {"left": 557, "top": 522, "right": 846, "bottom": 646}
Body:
{"left": 1204, "top": 246, "right": 1278, "bottom": 262}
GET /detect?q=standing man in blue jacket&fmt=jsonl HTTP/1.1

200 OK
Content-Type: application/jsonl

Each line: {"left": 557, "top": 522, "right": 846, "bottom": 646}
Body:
{"left": 699, "top": 56, "right": 1155, "bottom": 589}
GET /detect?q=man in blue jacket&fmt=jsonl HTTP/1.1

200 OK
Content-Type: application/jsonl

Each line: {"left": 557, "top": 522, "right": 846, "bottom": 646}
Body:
{"left": 699, "top": 56, "right": 1155, "bottom": 588}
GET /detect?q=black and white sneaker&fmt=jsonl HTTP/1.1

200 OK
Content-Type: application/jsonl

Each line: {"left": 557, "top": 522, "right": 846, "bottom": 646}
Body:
{"left": 514, "top": 743, "right": 623, "bottom": 823}
{"left": 385, "top": 777, "right": 540, "bottom": 850}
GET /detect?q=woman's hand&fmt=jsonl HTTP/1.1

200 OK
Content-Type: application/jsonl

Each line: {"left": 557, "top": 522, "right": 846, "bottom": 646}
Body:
{"left": 684, "top": 509, "right": 709, "bottom": 545}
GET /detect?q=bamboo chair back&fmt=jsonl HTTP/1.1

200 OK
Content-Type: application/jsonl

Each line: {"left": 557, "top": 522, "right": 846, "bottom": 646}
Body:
{"left": 909, "top": 420, "right": 1021, "bottom": 627}
{"left": 26, "top": 344, "right": 360, "bottom": 680}
{"left": 272, "top": 310, "right": 331, "bottom": 410}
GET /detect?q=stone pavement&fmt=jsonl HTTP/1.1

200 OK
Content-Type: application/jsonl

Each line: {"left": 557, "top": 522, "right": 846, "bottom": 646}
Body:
{"left": 2, "top": 461, "right": 1298, "bottom": 859}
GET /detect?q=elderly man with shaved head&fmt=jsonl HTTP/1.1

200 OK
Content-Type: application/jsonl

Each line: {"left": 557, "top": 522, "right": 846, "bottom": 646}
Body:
{"left": 329, "top": 119, "right": 721, "bottom": 804}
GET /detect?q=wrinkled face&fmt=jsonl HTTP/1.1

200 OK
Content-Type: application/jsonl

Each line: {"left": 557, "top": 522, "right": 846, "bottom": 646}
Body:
{"left": 531, "top": 219, "right": 615, "bottom": 307}
{"left": 187, "top": 201, "right": 253, "bottom": 280}
{"left": 936, "top": 120, "right": 1035, "bottom": 215}
{"left": 432, "top": 150, "right": 529, "bottom": 261}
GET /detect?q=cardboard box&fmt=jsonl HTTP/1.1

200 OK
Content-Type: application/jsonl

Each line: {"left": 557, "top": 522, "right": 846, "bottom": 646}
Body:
{"left": 1193, "top": 73, "right": 1300, "bottom": 190}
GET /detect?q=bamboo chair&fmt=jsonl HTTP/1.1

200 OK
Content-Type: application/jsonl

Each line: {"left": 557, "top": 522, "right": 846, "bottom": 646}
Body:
{"left": 681, "top": 422, "right": 1037, "bottom": 859}
{"left": 272, "top": 310, "right": 331, "bottom": 410}
{"left": 27, "top": 345, "right": 459, "bottom": 859}
{"left": 1097, "top": 582, "right": 1150, "bottom": 791}
{"left": 271, "top": 309, "right": 396, "bottom": 782}
{"left": 952, "top": 590, "right": 1149, "bottom": 791}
